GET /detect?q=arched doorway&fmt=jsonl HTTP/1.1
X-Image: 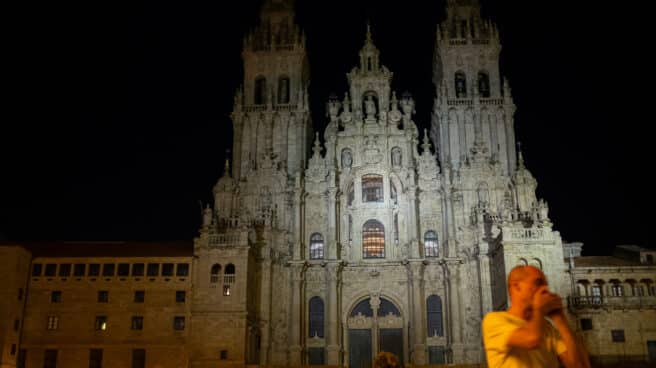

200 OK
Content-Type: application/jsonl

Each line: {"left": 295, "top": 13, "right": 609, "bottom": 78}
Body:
{"left": 347, "top": 296, "right": 404, "bottom": 368}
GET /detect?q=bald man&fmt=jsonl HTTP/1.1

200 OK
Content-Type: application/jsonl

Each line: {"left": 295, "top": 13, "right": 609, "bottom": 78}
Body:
{"left": 482, "top": 265, "right": 590, "bottom": 368}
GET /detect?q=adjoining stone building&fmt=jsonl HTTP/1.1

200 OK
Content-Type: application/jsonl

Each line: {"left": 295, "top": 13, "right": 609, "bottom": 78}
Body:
{"left": 1, "top": 0, "right": 655, "bottom": 367}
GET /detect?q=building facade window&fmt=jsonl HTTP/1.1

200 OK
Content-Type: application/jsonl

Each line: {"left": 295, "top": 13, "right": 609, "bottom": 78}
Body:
{"left": 278, "top": 76, "right": 290, "bottom": 104}
{"left": 176, "top": 263, "right": 189, "bottom": 276}
{"left": 45, "top": 264, "right": 57, "bottom": 277}
{"left": 363, "top": 219, "right": 385, "bottom": 258}
{"left": 611, "top": 283, "right": 624, "bottom": 297}
{"left": 362, "top": 175, "right": 384, "bottom": 202}
{"left": 254, "top": 77, "right": 267, "bottom": 105}
{"left": 88, "top": 264, "right": 100, "bottom": 276}
{"left": 102, "top": 264, "right": 115, "bottom": 277}
{"left": 147, "top": 263, "right": 159, "bottom": 277}
{"left": 309, "top": 296, "right": 324, "bottom": 338}
{"left": 51, "top": 291, "right": 62, "bottom": 303}
{"left": 308, "top": 347, "right": 325, "bottom": 365}
{"left": 132, "top": 263, "right": 145, "bottom": 276}
{"left": 611, "top": 329, "right": 625, "bottom": 342}
{"left": 224, "top": 264, "right": 235, "bottom": 284}
{"left": 426, "top": 295, "right": 444, "bottom": 337}
{"left": 211, "top": 264, "right": 221, "bottom": 283}
{"left": 134, "top": 290, "right": 145, "bottom": 303}
{"left": 89, "top": 349, "right": 103, "bottom": 368}
{"left": 117, "top": 263, "right": 130, "bottom": 276}
{"left": 47, "top": 316, "right": 59, "bottom": 330}
{"left": 73, "top": 264, "right": 86, "bottom": 277}
{"left": 580, "top": 318, "right": 593, "bottom": 331}
{"left": 132, "top": 349, "right": 145, "bottom": 368}
{"left": 58, "top": 264, "right": 71, "bottom": 277}
{"left": 478, "top": 71, "right": 490, "bottom": 97}
{"left": 310, "top": 233, "right": 324, "bottom": 260}
{"left": 98, "top": 291, "right": 109, "bottom": 303}
{"left": 424, "top": 231, "right": 439, "bottom": 257}
{"left": 455, "top": 71, "right": 467, "bottom": 98}
{"left": 162, "top": 263, "right": 174, "bottom": 276}
{"left": 173, "top": 316, "right": 185, "bottom": 331}
{"left": 32, "top": 263, "right": 42, "bottom": 276}
{"left": 176, "top": 290, "right": 186, "bottom": 303}
{"left": 131, "top": 316, "right": 143, "bottom": 330}
{"left": 44, "top": 349, "right": 58, "bottom": 368}
{"left": 95, "top": 316, "right": 107, "bottom": 331}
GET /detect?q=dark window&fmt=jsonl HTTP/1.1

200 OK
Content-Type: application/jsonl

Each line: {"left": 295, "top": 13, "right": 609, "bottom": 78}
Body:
{"left": 117, "top": 263, "right": 130, "bottom": 276}
{"left": 11, "top": 344, "right": 16, "bottom": 355}
{"left": 132, "top": 263, "right": 144, "bottom": 276}
{"left": 173, "top": 316, "right": 185, "bottom": 331}
{"left": 74, "top": 264, "right": 86, "bottom": 277}
{"left": 176, "top": 263, "right": 189, "bottom": 276}
{"left": 89, "top": 349, "right": 103, "bottom": 368}
{"left": 428, "top": 346, "right": 445, "bottom": 364}
{"left": 308, "top": 347, "right": 325, "bottom": 365}
{"left": 309, "top": 296, "right": 324, "bottom": 338}
{"left": 51, "top": 291, "right": 62, "bottom": 303}
{"left": 47, "top": 316, "right": 58, "bottom": 330}
{"left": 581, "top": 318, "right": 593, "bottom": 331}
{"left": 147, "top": 263, "right": 159, "bottom": 277}
{"left": 14, "top": 319, "right": 20, "bottom": 331}
{"left": 162, "top": 263, "right": 174, "bottom": 276}
{"left": 131, "top": 316, "right": 143, "bottom": 330}
{"left": 427, "top": 295, "right": 444, "bottom": 337}
{"left": 132, "top": 349, "right": 145, "bottom": 368}
{"left": 379, "top": 298, "right": 400, "bottom": 316}
{"left": 45, "top": 264, "right": 57, "bottom": 277}
{"left": 32, "top": 263, "right": 43, "bottom": 276}
{"left": 424, "top": 231, "right": 439, "bottom": 257}
{"left": 44, "top": 349, "right": 58, "bottom": 368}
{"left": 18, "top": 288, "right": 23, "bottom": 300}
{"left": 58, "top": 264, "right": 71, "bottom": 277}
{"left": 478, "top": 71, "right": 490, "bottom": 98}
{"left": 455, "top": 71, "right": 467, "bottom": 98}
{"left": 134, "top": 290, "right": 145, "bottom": 303}
{"left": 363, "top": 219, "right": 385, "bottom": 258}
{"left": 176, "top": 291, "right": 186, "bottom": 303}
{"left": 611, "top": 329, "right": 625, "bottom": 342}
{"left": 210, "top": 264, "right": 221, "bottom": 283}
{"left": 309, "top": 233, "right": 324, "bottom": 260}
{"left": 647, "top": 254, "right": 654, "bottom": 264}
{"left": 95, "top": 316, "right": 107, "bottom": 331}
{"left": 98, "top": 291, "right": 109, "bottom": 303}
{"left": 224, "top": 264, "right": 235, "bottom": 284}
{"left": 278, "top": 77, "right": 290, "bottom": 104}
{"left": 362, "top": 174, "right": 383, "bottom": 202}
{"left": 102, "top": 264, "right": 115, "bottom": 277}
{"left": 350, "top": 299, "right": 373, "bottom": 317}
{"left": 88, "top": 264, "right": 100, "bottom": 276}
{"left": 220, "top": 350, "right": 228, "bottom": 360}
{"left": 254, "top": 77, "right": 267, "bottom": 105}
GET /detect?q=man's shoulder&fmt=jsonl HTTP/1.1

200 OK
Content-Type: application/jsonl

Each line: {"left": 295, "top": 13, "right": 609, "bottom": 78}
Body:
{"left": 483, "top": 311, "right": 511, "bottom": 322}
{"left": 483, "top": 311, "right": 523, "bottom": 328}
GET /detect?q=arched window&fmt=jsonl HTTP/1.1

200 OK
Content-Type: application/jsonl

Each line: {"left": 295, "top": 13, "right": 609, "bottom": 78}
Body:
{"left": 254, "top": 77, "right": 267, "bottom": 105}
{"left": 278, "top": 76, "right": 290, "bottom": 104}
{"left": 310, "top": 233, "right": 324, "bottom": 260}
{"left": 210, "top": 264, "right": 221, "bottom": 283}
{"left": 610, "top": 281, "right": 623, "bottom": 297}
{"left": 426, "top": 295, "right": 443, "bottom": 337}
{"left": 362, "top": 174, "right": 383, "bottom": 202}
{"left": 309, "top": 296, "right": 324, "bottom": 338}
{"left": 350, "top": 299, "right": 373, "bottom": 317}
{"left": 455, "top": 72, "right": 467, "bottom": 98}
{"left": 363, "top": 220, "right": 385, "bottom": 258}
{"left": 223, "top": 264, "right": 235, "bottom": 296}
{"left": 379, "top": 298, "right": 400, "bottom": 316}
{"left": 478, "top": 71, "right": 490, "bottom": 98}
{"left": 424, "top": 231, "right": 439, "bottom": 257}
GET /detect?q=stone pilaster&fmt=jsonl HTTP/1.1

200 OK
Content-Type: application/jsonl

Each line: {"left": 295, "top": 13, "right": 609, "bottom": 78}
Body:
{"left": 409, "top": 261, "right": 427, "bottom": 365}
{"left": 326, "top": 262, "right": 342, "bottom": 365}
{"left": 289, "top": 262, "right": 307, "bottom": 365}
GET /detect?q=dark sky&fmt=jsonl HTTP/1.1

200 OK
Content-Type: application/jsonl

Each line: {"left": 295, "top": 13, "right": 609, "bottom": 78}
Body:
{"left": 2, "top": 0, "right": 651, "bottom": 255}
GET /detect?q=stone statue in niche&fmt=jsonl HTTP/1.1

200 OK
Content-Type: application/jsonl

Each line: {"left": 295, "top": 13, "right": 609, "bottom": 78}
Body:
{"left": 391, "top": 147, "right": 402, "bottom": 167}
{"left": 364, "top": 95, "right": 376, "bottom": 119}
{"left": 202, "top": 204, "right": 212, "bottom": 227}
{"left": 341, "top": 149, "right": 352, "bottom": 169}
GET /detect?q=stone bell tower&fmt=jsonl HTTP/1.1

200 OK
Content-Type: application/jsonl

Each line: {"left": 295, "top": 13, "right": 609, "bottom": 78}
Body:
{"left": 430, "top": 0, "right": 517, "bottom": 175}
{"left": 232, "top": 0, "right": 312, "bottom": 180}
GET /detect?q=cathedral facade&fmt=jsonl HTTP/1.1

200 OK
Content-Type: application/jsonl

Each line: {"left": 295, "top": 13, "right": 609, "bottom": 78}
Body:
{"left": 3, "top": 1, "right": 655, "bottom": 368}
{"left": 197, "top": 0, "right": 567, "bottom": 366}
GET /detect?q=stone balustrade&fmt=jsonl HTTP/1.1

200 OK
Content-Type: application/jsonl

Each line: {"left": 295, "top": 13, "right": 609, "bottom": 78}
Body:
{"left": 568, "top": 295, "right": 656, "bottom": 310}
{"left": 208, "top": 232, "right": 248, "bottom": 248}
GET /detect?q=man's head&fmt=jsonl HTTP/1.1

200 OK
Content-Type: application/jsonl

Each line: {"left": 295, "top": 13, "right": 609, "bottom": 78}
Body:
{"left": 507, "top": 265, "right": 548, "bottom": 306}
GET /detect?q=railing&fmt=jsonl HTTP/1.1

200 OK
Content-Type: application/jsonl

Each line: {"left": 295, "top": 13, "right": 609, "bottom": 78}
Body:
{"left": 447, "top": 38, "right": 490, "bottom": 46}
{"left": 208, "top": 232, "right": 248, "bottom": 248}
{"left": 503, "top": 227, "right": 550, "bottom": 242}
{"left": 223, "top": 274, "right": 235, "bottom": 284}
{"left": 445, "top": 98, "right": 504, "bottom": 106}
{"left": 568, "top": 295, "right": 656, "bottom": 310}
{"left": 241, "top": 104, "right": 296, "bottom": 113}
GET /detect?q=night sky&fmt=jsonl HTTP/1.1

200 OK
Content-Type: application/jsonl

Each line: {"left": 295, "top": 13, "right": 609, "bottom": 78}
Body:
{"left": 2, "top": 0, "right": 651, "bottom": 255}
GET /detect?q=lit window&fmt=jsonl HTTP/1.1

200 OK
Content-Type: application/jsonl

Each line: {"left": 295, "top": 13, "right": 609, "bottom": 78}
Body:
{"left": 424, "top": 231, "right": 439, "bottom": 257}
{"left": 95, "top": 316, "right": 107, "bottom": 331}
{"left": 363, "top": 220, "right": 385, "bottom": 258}
{"left": 362, "top": 175, "right": 383, "bottom": 202}
{"left": 223, "top": 285, "right": 231, "bottom": 296}
{"left": 310, "top": 233, "right": 324, "bottom": 260}
{"left": 47, "top": 316, "right": 58, "bottom": 330}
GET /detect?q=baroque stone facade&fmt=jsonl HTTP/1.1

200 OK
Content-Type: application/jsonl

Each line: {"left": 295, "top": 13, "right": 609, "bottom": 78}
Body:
{"left": 2, "top": 1, "right": 656, "bottom": 368}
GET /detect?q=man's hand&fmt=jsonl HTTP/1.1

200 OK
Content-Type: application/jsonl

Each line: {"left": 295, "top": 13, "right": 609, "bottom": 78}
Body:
{"left": 533, "top": 286, "right": 562, "bottom": 316}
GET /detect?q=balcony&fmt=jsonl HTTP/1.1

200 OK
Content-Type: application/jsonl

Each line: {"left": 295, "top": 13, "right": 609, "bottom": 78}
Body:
{"left": 502, "top": 227, "right": 552, "bottom": 243}
{"left": 207, "top": 232, "right": 248, "bottom": 248}
{"left": 568, "top": 295, "right": 656, "bottom": 310}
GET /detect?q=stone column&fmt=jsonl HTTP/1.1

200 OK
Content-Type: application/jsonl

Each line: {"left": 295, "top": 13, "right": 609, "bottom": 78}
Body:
{"left": 293, "top": 179, "right": 303, "bottom": 260}
{"left": 445, "top": 260, "right": 464, "bottom": 362}
{"left": 409, "top": 262, "right": 427, "bottom": 365}
{"left": 478, "top": 243, "right": 492, "bottom": 314}
{"left": 327, "top": 188, "right": 338, "bottom": 259}
{"left": 326, "top": 262, "right": 342, "bottom": 365}
{"left": 260, "top": 258, "right": 272, "bottom": 364}
{"left": 289, "top": 263, "right": 306, "bottom": 365}
{"left": 406, "top": 185, "right": 420, "bottom": 258}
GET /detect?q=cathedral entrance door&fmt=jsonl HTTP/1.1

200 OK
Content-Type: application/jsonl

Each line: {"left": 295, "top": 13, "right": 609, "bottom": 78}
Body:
{"left": 347, "top": 297, "right": 404, "bottom": 368}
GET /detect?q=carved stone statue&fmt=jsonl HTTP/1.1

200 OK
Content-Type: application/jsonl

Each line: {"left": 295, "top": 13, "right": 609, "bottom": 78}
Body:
{"left": 202, "top": 204, "right": 212, "bottom": 227}
{"left": 364, "top": 95, "right": 376, "bottom": 119}
{"left": 341, "top": 149, "right": 352, "bottom": 169}
{"left": 391, "top": 147, "right": 402, "bottom": 167}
